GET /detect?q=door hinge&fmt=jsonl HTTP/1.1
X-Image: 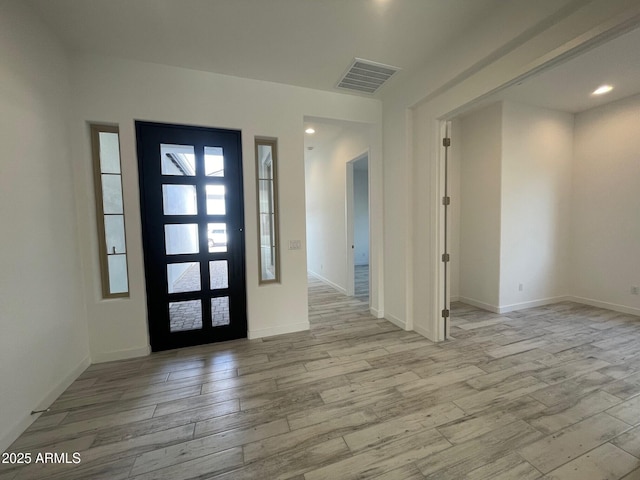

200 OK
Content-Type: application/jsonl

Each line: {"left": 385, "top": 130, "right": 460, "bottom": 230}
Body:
{"left": 442, "top": 137, "right": 451, "bottom": 147}
{"left": 442, "top": 253, "right": 450, "bottom": 262}
{"left": 442, "top": 309, "right": 450, "bottom": 318}
{"left": 442, "top": 196, "right": 451, "bottom": 206}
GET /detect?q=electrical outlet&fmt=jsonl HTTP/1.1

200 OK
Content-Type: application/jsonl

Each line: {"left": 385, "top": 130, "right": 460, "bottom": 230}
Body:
{"left": 632, "top": 285, "right": 639, "bottom": 295}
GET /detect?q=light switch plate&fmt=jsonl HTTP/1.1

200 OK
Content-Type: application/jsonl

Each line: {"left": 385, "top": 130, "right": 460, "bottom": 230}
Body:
{"left": 288, "top": 240, "right": 302, "bottom": 250}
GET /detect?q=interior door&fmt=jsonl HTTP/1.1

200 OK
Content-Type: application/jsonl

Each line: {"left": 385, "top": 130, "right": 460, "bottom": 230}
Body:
{"left": 136, "top": 121, "right": 246, "bottom": 351}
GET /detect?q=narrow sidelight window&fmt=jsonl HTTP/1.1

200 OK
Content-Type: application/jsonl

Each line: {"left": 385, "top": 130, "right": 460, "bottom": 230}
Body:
{"left": 255, "top": 137, "right": 280, "bottom": 284}
{"left": 91, "top": 124, "right": 129, "bottom": 297}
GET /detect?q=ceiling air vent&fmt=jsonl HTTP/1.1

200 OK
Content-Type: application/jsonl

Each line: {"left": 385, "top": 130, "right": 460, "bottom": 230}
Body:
{"left": 336, "top": 58, "right": 401, "bottom": 94}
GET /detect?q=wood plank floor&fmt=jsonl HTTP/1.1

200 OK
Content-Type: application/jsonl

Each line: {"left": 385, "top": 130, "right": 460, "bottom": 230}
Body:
{"left": 4, "top": 278, "right": 640, "bottom": 479}
{"left": 354, "top": 265, "right": 369, "bottom": 299}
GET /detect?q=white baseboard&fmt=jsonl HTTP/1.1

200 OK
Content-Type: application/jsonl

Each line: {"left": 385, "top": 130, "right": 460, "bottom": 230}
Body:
{"left": 497, "top": 296, "right": 570, "bottom": 314}
{"left": 458, "top": 296, "right": 500, "bottom": 314}
{"left": 414, "top": 323, "right": 435, "bottom": 342}
{"left": 450, "top": 295, "right": 460, "bottom": 302}
{"left": 91, "top": 345, "right": 151, "bottom": 364}
{"left": 384, "top": 313, "right": 406, "bottom": 330}
{"left": 569, "top": 296, "right": 640, "bottom": 317}
{"left": 248, "top": 322, "right": 310, "bottom": 340}
{"left": 1, "top": 354, "right": 91, "bottom": 453}
{"left": 370, "top": 306, "right": 384, "bottom": 319}
{"left": 308, "top": 270, "right": 347, "bottom": 295}
{"left": 457, "top": 294, "right": 639, "bottom": 318}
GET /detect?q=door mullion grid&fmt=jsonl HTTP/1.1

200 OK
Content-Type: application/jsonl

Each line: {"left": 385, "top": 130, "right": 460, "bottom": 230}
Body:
{"left": 190, "top": 142, "right": 211, "bottom": 332}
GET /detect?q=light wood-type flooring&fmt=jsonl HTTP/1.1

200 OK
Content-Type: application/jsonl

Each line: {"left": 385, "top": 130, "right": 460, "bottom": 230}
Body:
{"left": 354, "top": 265, "right": 369, "bottom": 299}
{"left": 3, "top": 277, "right": 640, "bottom": 479}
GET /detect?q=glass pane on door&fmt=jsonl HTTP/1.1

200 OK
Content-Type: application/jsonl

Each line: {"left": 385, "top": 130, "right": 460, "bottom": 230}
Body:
{"left": 205, "top": 146, "right": 224, "bottom": 176}
{"left": 209, "top": 260, "right": 229, "bottom": 289}
{"left": 161, "top": 144, "right": 196, "bottom": 176}
{"left": 211, "top": 297, "right": 230, "bottom": 326}
{"left": 165, "top": 224, "right": 199, "bottom": 255}
{"left": 162, "top": 184, "right": 198, "bottom": 215}
{"left": 207, "top": 223, "right": 227, "bottom": 253}
{"left": 169, "top": 300, "right": 202, "bottom": 332}
{"left": 167, "top": 262, "right": 200, "bottom": 293}
{"left": 206, "top": 185, "right": 226, "bottom": 215}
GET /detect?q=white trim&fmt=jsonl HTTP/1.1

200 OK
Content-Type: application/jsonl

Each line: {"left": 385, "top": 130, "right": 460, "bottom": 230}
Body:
{"left": 458, "top": 296, "right": 500, "bottom": 314}
{"left": 91, "top": 345, "right": 151, "bottom": 364}
{"left": 433, "top": 119, "right": 446, "bottom": 341}
{"left": 496, "top": 296, "right": 570, "bottom": 314}
{"left": 248, "top": 322, "right": 310, "bottom": 339}
{"left": 440, "top": 119, "right": 453, "bottom": 340}
{"left": 370, "top": 306, "right": 384, "bottom": 319}
{"left": 569, "top": 296, "right": 640, "bottom": 317}
{"left": 450, "top": 295, "right": 460, "bottom": 302}
{"left": 457, "top": 295, "right": 571, "bottom": 314}
{"left": 345, "top": 160, "right": 355, "bottom": 297}
{"left": 414, "top": 322, "right": 433, "bottom": 341}
{"left": 404, "top": 108, "right": 414, "bottom": 331}
{"left": 0, "top": 355, "right": 91, "bottom": 453}
{"left": 345, "top": 150, "right": 370, "bottom": 298}
{"left": 307, "top": 270, "right": 347, "bottom": 295}
{"left": 384, "top": 313, "right": 406, "bottom": 330}
{"left": 456, "top": 295, "right": 640, "bottom": 318}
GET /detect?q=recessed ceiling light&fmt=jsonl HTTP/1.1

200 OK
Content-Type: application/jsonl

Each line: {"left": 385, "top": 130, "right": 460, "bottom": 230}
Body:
{"left": 592, "top": 85, "right": 613, "bottom": 95}
{"left": 305, "top": 128, "right": 315, "bottom": 134}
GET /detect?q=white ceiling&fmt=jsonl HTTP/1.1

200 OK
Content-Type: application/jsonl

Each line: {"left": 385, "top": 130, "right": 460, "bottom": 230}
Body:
{"left": 27, "top": 1, "right": 640, "bottom": 152}
{"left": 490, "top": 26, "right": 640, "bottom": 113}
{"left": 27, "top": 0, "right": 506, "bottom": 96}
{"left": 303, "top": 117, "right": 368, "bottom": 164}
{"left": 304, "top": 25, "right": 640, "bottom": 157}
{"left": 303, "top": 117, "right": 350, "bottom": 152}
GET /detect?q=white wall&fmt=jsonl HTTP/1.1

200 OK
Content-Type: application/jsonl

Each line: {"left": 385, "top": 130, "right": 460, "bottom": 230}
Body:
{"left": 454, "top": 97, "right": 639, "bottom": 316}
{"left": 305, "top": 125, "right": 371, "bottom": 292}
{"left": 381, "top": 106, "right": 413, "bottom": 329}
{"left": 500, "top": 101, "right": 573, "bottom": 309}
{"left": 571, "top": 94, "right": 640, "bottom": 315}
{"left": 69, "top": 54, "right": 382, "bottom": 360}
{"left": 382, "top": 0, "right": 640, "bottom": 340}
{"left": 454, "top": 101, "right": 573, "bottom": 312}
{"left": 458, "top": 103, "right": 503, "bottom": 309}
{"left": 0, "top": 1, "right": 90, "bottom": 452}
{"left": 353, "top": 162, "right": 370, "bottom": 266}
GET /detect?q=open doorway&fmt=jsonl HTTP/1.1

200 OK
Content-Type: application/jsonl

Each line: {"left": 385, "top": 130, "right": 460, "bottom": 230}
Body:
{"left": 347, "top": 153, "right": 370, "bottom": 301}
{"left": 303, "top": 116, "right": 381, "bottom": 314}
{"left": 442, "top": 26, "right": 640, "bottom": 338}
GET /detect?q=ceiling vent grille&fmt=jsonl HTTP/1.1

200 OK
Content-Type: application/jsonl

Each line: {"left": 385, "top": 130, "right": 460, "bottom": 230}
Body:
{"left": 336, "top": 58, "right": 400, "bottom": 94}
